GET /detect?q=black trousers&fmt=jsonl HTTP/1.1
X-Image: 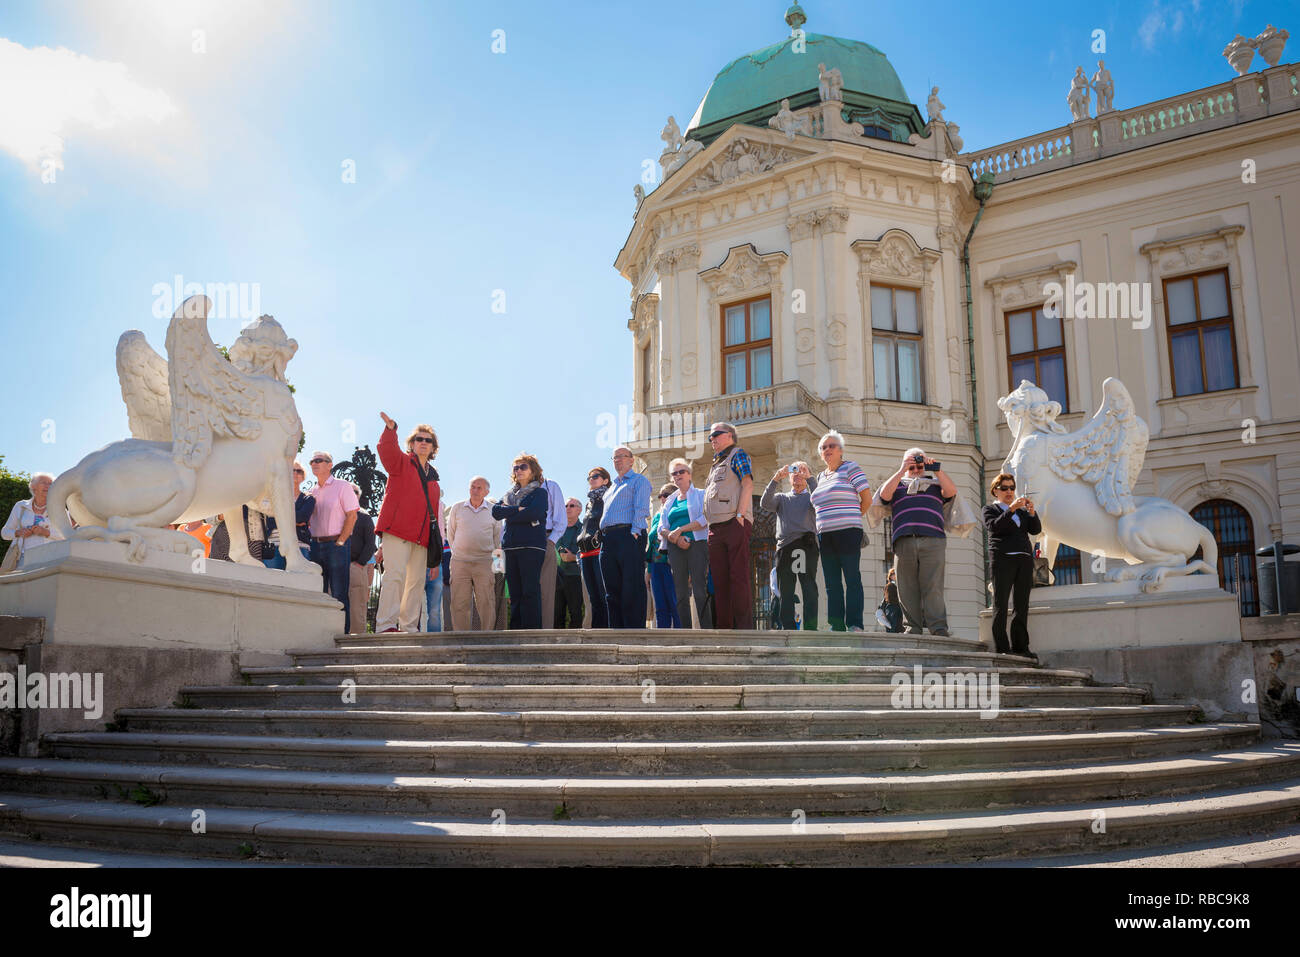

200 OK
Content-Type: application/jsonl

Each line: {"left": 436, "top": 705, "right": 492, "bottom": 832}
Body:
{"left": 991, "top": 554, "right": 1035, "bottom": 654}
{"left": 599, "top": 527, "right": 647, "bottom": 628}
{"left": 555, "top": 573, "right": 584, "bottom": 628}
{"left": 775, "top": 533, "right": 820, "bottom": 630}
{"left": 505, "top": 547, "right": 544, "bottom": 630}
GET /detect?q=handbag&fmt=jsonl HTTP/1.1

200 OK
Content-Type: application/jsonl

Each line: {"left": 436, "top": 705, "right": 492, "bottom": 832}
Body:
{"left": 416, "top": 462, "right": 443, "bottom": 569}
{"left": 1, "top": 502, "right": 30, "bottom": 573}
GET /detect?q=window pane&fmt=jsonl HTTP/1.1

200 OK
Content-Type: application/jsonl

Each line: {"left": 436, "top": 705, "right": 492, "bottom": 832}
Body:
{"left": 726, "top": 352, "right": 746, "bottom": 393}
{"left": 1039, "top": 354, "right": 1067, "bottom": 408}
{"left": 895, "top": 289, "right": 918, "bottom": 333}
{"left": 1171, "top": 330, "right": 1203, "bottom": 395}
{"left": 897, "top": 339, "right": 921, "bottom": 403}
{"left": 871, "top": 287, "right": 893, "bottom": 330}
{"left": 1010, "top": 358, "right": 1037, "bottom": 388}
{"left": 751, "top": 347, "right": 772, "bottom": 389}
{"left": 1167, "top": 278, "right": 1196, "bottom": 325}
{"left": 1197, "top": 272, "right": 1230, "bottom": 320}
{"left": 1203, "top": 324, "right": 1236, "bottom": 391}
{"left": 750, "top": 299, "right": 771, "bottom": 340}
{"left": 873, "top": 340, "right": 895, "bottom": 400}
{"left": 725, "top": 306, "right": 746, "bottom": 345}
{"left": 1036, "top": 309, "right": 1063, "bottom": 349}
{"left": 1008, "top": 311, "right": 1035, "bottom": 355}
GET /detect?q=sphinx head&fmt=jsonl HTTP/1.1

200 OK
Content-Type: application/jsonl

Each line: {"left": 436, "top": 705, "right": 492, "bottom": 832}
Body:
{"left": 229, "top": 315, "right": 298, "bottom": 382}
{"left": 998, "top": 380, "right": 1066, "bottom": 436}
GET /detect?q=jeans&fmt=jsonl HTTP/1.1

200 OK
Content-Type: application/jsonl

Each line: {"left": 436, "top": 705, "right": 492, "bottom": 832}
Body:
{"left": 261, "top": 543, "right": 311, "bottom": 570}
{"left": 424, "top": 570, "right": 444, "bottom": 632}
{"left": 775, "top": 532, "right": 820, "bottom": 630}
{"left": 309, "top": 540, "right": 353, "bottom": 632}
{"left": 817, "top": 527, "right": 863, "bottom": 631}
{"left": 580, "top": 553, "right": 608, "bottom": 628}
{"left": 648, "top": 561, "right": 681, "bottom": 628}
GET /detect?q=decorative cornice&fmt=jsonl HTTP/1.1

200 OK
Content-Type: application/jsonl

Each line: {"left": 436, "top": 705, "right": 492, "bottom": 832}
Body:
{"left": 983, "top": 260, "right": 1080, "bottom": 307}
{"left": 852, "top": 228, "right": 941, "bottom": 281}
{"left": 786, "top": 205, "right": 850, "bottom": 241}
{"left": 654, "top": 244, "right": 701, "bottom": 275}
{"left": 698, "top": 244, "right": 789, "bottom": 300}
{"left": 1139, "top": 225, "right": 1245, "bottom": 276}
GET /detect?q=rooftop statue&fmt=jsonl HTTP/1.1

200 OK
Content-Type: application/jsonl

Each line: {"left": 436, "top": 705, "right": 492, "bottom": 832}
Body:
{"left": 1090, "top": 60, "right": 1114, "bottom": 114}
{"left": 47, "top": 296, "right": 313, "bottom": 571}
{"left": 998, "top": 378, "right": 1218, "bottom": 592}
{"left": 926, "top": 86, "right": 946, "bottom": 122}
{"left": 817, "top": 62, "right": 843, "bottom": 102}
{"left": 1067, "top": 66, "right": 1091, "bottom": 121}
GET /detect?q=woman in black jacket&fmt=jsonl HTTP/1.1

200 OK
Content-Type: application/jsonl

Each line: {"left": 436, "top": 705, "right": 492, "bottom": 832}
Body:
{"left": 576, "top": 467, "right": 611, "bottom": 628}
{"left": 982, "top": 472, "right": 1043, "bottom": 659}
{"left": 491, "top": 454, "right": 549, "bottom": 630}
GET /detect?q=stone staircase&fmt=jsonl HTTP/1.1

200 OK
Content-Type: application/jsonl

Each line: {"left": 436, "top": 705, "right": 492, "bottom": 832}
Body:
{"left": 1, "top": 627, "right": 1298, "bottom": 866}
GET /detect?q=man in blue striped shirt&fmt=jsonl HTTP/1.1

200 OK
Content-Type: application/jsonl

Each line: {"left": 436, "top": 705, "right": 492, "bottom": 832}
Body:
{"left": 599, "top": 446, "right": 652, "bottom": 627}
{"left": 878, "top": 447, "right": 957, "bottom": 636}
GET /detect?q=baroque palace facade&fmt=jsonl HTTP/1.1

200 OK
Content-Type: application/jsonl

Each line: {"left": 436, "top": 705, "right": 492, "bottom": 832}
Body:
{"left": 615, "top": 5, "right": 1300, "bottom": 634}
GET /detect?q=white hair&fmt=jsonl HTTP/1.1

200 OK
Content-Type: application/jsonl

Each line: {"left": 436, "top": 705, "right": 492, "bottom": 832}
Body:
{"left": 29, "top": 472, "right": 55, "bottom": 491}
{"left": 668, "top": 457, "right": 692, "bottom": 475}
{"left": 470, "top": 475, "right": 490, "bottom": 491}
{"left": 818, "top": 430, "right": 846, "bottom": 451}
{"left": 904, "top": 446, "right": 926, "bottom": 460}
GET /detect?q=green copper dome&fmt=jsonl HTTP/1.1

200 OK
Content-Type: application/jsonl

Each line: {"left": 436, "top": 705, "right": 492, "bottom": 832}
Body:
{"left": 686, "top": 28, "right": 923, "bottom": 145}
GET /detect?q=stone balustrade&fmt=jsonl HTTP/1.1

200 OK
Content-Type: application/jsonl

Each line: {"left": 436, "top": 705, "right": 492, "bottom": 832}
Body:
{"left": 962, "top": 62, "right": 1298, "bottom": 184}
{"left": 631, "top": 381, "right": 828, "bottom": 445}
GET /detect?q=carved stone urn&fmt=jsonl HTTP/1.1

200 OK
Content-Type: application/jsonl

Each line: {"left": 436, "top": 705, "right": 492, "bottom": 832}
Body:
{"left": 1223, "top": 34, "right": 1257, "bottom": 76}
{"left": 1255, "top": 25, "right": 1289, "bottom": 68}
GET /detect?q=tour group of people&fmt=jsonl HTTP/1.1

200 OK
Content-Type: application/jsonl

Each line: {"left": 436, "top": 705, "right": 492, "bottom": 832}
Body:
{"left": 2, "top": 415, "right": 1043, "bottom": 655}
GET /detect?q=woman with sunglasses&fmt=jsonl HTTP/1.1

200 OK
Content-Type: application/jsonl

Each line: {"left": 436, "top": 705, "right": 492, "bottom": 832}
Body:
{"left": 659, "top": 458, "right": 711, "bottom": 628}
{"left": 492, "top": 454, "right": 549, "bottom": 629}
{"left": 983, "top": 472, "right": 1041, "bottom": 659}
{"left": 374, "top": 413, "right": 444, "bottom": 633}
{"left": 809, "top": 430, "right": 872, "bottom": 632}
{"left": 646, "top": 484, "right": 682, "bottom": 628}
{"left": 576, "top": 468, "right": 611, "bottom": 628}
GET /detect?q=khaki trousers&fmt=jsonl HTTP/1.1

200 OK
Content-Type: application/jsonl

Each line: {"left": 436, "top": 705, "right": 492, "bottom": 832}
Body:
{"left": 450, "top": 556, "right": 496, "bottom": 631}
{"left": 539, "top": 547, "right": 558, "bottom": 630}
{"left": 348, "top": 562, "right": 370, "bottom": 634}
{"left": 376, "top": 534, "right": 427, "bottom": 632}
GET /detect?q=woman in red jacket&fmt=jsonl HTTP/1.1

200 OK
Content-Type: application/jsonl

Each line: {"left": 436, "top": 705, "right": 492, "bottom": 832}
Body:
{"left": 375, "top": 412, "right": 445, "bottom": 633}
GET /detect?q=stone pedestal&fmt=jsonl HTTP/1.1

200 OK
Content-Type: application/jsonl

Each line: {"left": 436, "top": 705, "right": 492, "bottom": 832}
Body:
{"left": 0, "top": 541, "right": 341, "bottom": 754}
{"left": 980, "top": 577, "right": 1254, "bottom": 721}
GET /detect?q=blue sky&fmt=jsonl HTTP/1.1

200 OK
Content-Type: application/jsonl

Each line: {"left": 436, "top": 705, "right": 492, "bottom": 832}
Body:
{"left": 1, "top": 0, "right": 1293, "bottom": 505}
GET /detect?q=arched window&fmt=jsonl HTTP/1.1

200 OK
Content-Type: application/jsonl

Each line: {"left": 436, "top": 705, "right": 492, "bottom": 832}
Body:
{"left": 1191, "top": 499, "right": 1258, "bottom": 616}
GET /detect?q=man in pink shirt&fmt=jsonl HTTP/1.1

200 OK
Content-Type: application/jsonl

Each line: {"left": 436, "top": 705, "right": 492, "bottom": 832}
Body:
{"left": 308, "top": 450, "right": 360, "bottom": 632}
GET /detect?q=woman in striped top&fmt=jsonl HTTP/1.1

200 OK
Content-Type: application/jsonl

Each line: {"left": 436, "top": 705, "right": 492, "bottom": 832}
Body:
{"left": 809, "top": 430, "right": 872, "bottom": 631}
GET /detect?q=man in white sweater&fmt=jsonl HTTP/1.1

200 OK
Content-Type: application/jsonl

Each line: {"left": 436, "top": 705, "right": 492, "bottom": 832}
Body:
{"left": 447, "top": 476, "right": 502, "bottom": 631}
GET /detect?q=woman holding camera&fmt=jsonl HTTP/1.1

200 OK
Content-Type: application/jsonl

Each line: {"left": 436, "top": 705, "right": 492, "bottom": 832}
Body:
{"left": 576, "top": 467, "right": 611, "bottom": 628}
{"left": 492, "top": 454, "right": 549, "bottom": 629}
{"left": 760, "top": 461, "right": 819, "bottom": 630}
{"left": 982, "top": 472, "right": 1041, "bottom": 659}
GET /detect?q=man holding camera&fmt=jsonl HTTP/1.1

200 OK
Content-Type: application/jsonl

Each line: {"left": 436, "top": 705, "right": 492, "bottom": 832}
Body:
{"left": 878, "top": 447, "right": 957, "bottom": 637}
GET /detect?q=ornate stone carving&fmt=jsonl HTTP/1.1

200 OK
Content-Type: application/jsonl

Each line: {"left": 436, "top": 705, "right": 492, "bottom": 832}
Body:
{"left": 926, "top": 86, "right": 946, "bottom": 122}
{"left": 1223, "top": 34, "right": 1257, "bottom": 76}
{"left": 681, "top": 353, "right": 698, "bottom": 376}
{"left": 654, "top": 244, "right": 701, "bottom": 276}
{"left": 825, "top": 314, "right": 847, "bottom": 359}
{"left": 47, "top": 296, "right": 310, "bottom": 570}
{"left": 786, "top": 205, "right": 849, "bottom": 240}
{"left": 630, "top": 292, "right": 660, "bottom": 340}
{"left": 984, "top": 260, "right": 1079, "bottom": 308}
{"left": 682, "top": 136, "right": 798, "bottom": 195}
{"left": 796, "top": 329, "right": 815, "bottom": 354}
{"left": 658, "top": 115, "right": 705, "bottom": 180}
{"left": 1091, "top": 61, "right": 1114, "bottom": 113}
{"left": 818, "top": 63, "right": 844, "bottom": 102}
{"left": 698, "top": 244, "right": 788, "bottom": 299}
{"left": 1255, "top": 25, "right": 1289, "bottom": 67}
{"left": 633, "top": 183, "right": 645, "bottom": 214}
{"left": 853, "top": 229, "right": 942, "bottom": 282}
{"left": 1068, "top": 66, "right": 1091, "bottom": 121}
{"left": 768, "top": 98, "right": 811, "bottom": 140}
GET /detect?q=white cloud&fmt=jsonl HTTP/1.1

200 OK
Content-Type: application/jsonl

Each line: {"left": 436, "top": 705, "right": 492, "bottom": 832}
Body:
{"left": 0, "top": 38, "right": 178, "bottom": 176}
{"left": 1138, "top": 1, "right": 1190, "bottom": 51}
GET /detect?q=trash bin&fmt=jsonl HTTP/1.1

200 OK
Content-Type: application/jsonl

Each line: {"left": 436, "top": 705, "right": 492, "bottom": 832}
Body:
{"left": 1257, "top": 545, "right": 1300, "bottom": 615}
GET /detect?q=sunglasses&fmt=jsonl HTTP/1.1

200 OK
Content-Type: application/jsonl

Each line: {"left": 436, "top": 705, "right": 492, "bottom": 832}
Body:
{"left": 566, "top": 503, "right": 580, "bottom": 508}
{"left": 310, "top": 458, "right": 329, "bottom": 465}
{"left": 511, "top": 464, "right": 530, "bottom": 472}
{"left": 412, "top": 436, "right": 434, "bottom": 445}
{"left": 670, "top": 469, "right": 689, "bottom": 477}
{"left": 293, "top": 469, "right": 304, "bottom": 474}
{"left": 709, "top": 431, "right": 728, "bottom": 439}
{"left": 995, "top": 485, "right": 1016, "bottom": 491}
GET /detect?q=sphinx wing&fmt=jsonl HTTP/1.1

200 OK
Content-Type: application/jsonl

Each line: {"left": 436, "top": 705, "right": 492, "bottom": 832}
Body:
{"left": 1045, "top": 378, "right": 1148, "bottom": 516}
{"left": 164, "top": 296, "right": 264, "bottom": 469}
{"left": 115, "top": 331, "right": 172, "bottom": 442}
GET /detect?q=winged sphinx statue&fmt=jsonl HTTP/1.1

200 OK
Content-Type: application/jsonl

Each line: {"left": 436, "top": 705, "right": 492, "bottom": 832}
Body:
{"left": 998, "top": 378, "right": 1217, "bottom": 592}
{"left": 47, "top": 295, "right": 314, "bottom": 571}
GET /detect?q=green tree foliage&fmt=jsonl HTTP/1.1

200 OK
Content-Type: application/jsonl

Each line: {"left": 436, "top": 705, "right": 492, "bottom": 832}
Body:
{"left": 0, "top": 456, "right": 32, "bottom": 564}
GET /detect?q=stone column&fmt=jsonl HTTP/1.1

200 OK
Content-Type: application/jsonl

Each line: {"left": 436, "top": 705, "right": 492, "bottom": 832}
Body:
{"left": 786, "top": 211, "right": 823, "bottom": 395}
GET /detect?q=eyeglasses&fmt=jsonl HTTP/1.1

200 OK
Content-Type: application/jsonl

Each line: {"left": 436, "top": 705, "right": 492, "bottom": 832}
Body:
{"left": 310, "top": 458, "right": 328, "bottom": 465}
{"left": 995, "top": 485, "right": 1016, "bottom": 491}
{"left": 412, "top": 436, "right": 434, "bottom": 445}
{"left": 709, "top": 430, "right": 728, "bottom": 439}
{"left": 670, "top": 469, "right": 689, "bottom": 477}
{"left": 821, "top": 444, "right": 840, "bottom": 451}
{"left": 511, "top": 464, "right": 530, "bottom": 472}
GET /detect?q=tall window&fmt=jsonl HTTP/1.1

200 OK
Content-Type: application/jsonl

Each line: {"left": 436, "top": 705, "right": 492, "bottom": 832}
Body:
{"left": 1006, "top": 306, "right": 1067, "bottom": 410}
{"left": 871, "top": 285, "right": 922, "bottom": 403}
{"left": 722, "top": 296, "right": 772, "bottom": 394}
{"left": 1052, "top": 544, "right": 1081, "bottom": 585}
{"left": 1192, "top": 499, "right": 1257, "bottom": 616}
{"left": 1164, "top": 269, "right": 1237, "bottom": 396}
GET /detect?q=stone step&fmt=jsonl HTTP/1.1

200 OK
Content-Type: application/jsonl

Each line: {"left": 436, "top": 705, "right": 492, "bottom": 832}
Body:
{"left": 990, "top": 824, "right": 1300, "bottom": 867}
{"left": 331, "top": 629, "right": 987, "bottom": 652}
{"left": 3, "top": 775, "right": 1299, "bottom": 865}
{"left": 177, "top": 682, "right": 1147, "bottom": 711}
{"left": 3, "top": 746, "right": 1298, "bottom": 820}
{"left": 294, "top": 645, "right": 1019, "bottom": 669}
{"left": 45, "top": 723, "right": 1262, "bottom": 776}
{"left": 115, "top": 703, "right": 1200, "bottom": 741}
{"left": 243, "top": 663, "right": 1091, "bottom": 688}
